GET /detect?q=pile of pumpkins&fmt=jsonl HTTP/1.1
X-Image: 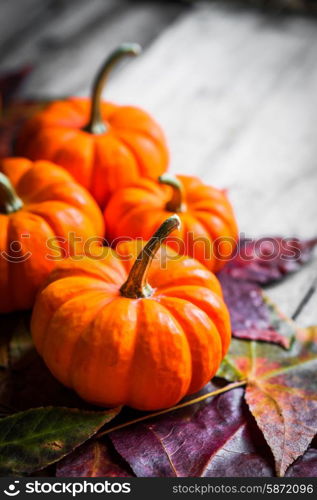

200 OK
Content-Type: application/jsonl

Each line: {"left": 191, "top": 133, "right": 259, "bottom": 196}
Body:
{"left": 0, "top": 44, "right": 238, "bottom": 411}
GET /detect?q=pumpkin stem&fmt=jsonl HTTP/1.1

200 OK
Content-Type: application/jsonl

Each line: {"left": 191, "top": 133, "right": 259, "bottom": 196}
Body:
{"left": 84, "top": 43, "right": 142, "bottom": 135}
{"left": 159, "top": 174, "right": 185, "bottom": 212}
{"left": 120, "top": 215, "right": 181, "bottom": 299}
{"left": 0, "top": 173, "right": 23, "bottom": 214}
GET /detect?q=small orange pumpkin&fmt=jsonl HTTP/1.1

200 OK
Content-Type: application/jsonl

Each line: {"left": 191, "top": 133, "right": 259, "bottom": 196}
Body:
{"left": 0, "top": 157, "right": 104, "bottom": 313}
{"left": 31, "top": 216, "right": 231, "bottom": 411}
{"left": 105, "top": 174, "right": 238, "bottom": 272}
{"left": 16, "top": 44, "right": 169, "bottom": 209}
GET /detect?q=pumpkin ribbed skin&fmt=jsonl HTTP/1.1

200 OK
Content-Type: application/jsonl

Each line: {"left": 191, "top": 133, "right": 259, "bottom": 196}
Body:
{"left": 0, "top": 158, "right": 104, "bottom": 313}
{"left": 105, "top": 175, "right": 238, "bottom": 272}
{"left": 16, "top": 98, "right": 169, "bottom": 208}
{"left": 31, "top": 240, "right": 231, "bottom": 411}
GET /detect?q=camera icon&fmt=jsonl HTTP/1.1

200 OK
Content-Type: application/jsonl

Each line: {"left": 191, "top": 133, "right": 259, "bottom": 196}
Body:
{"left": 4, "top": 481, "right": 20, "bottom": 496}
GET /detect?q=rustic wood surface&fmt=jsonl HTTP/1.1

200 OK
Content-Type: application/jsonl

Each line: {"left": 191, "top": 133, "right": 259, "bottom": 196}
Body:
{"left": 0, "top": 0, "right": 316, "bottom": 326}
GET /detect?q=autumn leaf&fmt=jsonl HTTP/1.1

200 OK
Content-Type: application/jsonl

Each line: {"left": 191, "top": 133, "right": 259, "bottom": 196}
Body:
{"left": 297, "top": 325, "right": 317, "bottom": 343}
{"left": 56, "top": 441, "right": 133, "bottom": 477}
{"left": 0, "top": 349, "right": 95, "bottom": 413}
{"left": 218, "top": 338, "right": 317, "bottom": 476}
{"left": 286, "top": 446, "right": 317, "bottom": 477}
{"left": 0, "top": 312, "right": 33, "bottom": 369}
{"left": 0, "top": 67, "right": 31, "bottom": 110}
{"left": 218, "top": 274, "right": 297, "bottom": 348}
{"left": 0, "top": 406, "right": 120, "bottom": 475}
{"left": 221, "top": 237, "right": 317, "bottom": 284}
{"left": 109, "top": 382, "right": 275, "bottom": 477}
{"left": 0, "top": 100, "right": 48, "bottom": 158}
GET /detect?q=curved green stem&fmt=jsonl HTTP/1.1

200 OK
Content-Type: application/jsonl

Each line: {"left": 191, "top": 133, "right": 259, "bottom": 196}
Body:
{"left": 84, "top": 43, "right": 142, "bottom": 135}
{"left": 159, "top": 174, "right": 185, "bottom": 212}
{"left": 95, "top": 380, "right": 247, "bottom": 438}
{"left": 0, "top": 173, "right": 23, "bottom": 214}
{"left": 120, "top": 215, "right": 181, "bottom": 299}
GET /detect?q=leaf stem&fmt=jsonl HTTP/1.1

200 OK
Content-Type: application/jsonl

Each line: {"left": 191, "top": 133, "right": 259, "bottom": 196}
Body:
{"left": 96, "top": 380, "right": 247, "bottom": 438}
{"left": 291, "top": 276, "right": 317, "bottom": 321}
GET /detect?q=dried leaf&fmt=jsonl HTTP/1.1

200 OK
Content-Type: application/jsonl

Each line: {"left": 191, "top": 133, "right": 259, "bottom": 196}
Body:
{"left": 218, "top": 273, "right": 297, "bottom": 348}
{"left": 286, "top": 448, "right": 317, "bottom": 477}
{"left": 0, "top": 350, "right": 91, "bottom": 413}
{"left": 297, "top": 326, "right": 317, "bottom": 343}
{"left": 218, "top": 338, "right": 317, "bottom": 476}
{"left": 0, "top": 406, "right": 119, "bottom": 475}
{"left": 110, "top": 383, "right": 275, "bottom": 477}
{"left": 221, "top": 237, "right": 317, "bottom": 285}
{"left": 0, "top": 100, "right": 48, "bottom": 157}
{"left": 0, "top": 312, "right": 33, "bottom": 369}
{"left": 0, "top": 67, "right": 31, "bottom": 110}
{"left": 56, "top": 441, "right": 133, "bottom": 477}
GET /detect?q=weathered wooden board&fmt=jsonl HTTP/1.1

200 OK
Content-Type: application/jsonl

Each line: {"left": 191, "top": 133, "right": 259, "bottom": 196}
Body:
{"left": 1, "top": 1, "right": 316, "bottom": 325}
{"left": 2, "top": 0, "right": 186, "bottom": 94}
{"left": 100, "top": 2, "right": 317, "bottom": 325}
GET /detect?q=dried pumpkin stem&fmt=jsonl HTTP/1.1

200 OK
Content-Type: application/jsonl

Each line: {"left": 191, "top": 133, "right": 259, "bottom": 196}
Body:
{"left": 120, "top": 214, "right": 181, "bottom": 299}
{"left": 84, "top": 43, "right": 142, "bottom": 135}
{"left": 159, "top": 174, "right": 185, "bottom": 212}
{"left": 96, "top": 380, "right": 247, "bottom": 438}
{"left": 0, "top": 173, "right": 23, "bottom": 214}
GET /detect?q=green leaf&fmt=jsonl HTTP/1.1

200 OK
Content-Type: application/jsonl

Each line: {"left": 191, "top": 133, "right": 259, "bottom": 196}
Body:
{"left": 0, "top": 406, "right": 120, "bottom": 475}
{"left": 218, "top": 338, "right": 317, "bottom": 476}
{"left": 0, "top": 312, "right": 32, "bottom": 369}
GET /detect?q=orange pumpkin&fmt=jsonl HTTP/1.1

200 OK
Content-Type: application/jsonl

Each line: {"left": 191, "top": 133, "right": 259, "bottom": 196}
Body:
{"left": 16, "top": 44, "right": 169, "bottom": 209}
{"left": 31, "top": 216, "right": 231, "bottom": 411}
{"left": 105, "top": 174, "right": 238, "bottom": 272}
{"left": 0, "top": 157, "right": 104, "bottom": 313}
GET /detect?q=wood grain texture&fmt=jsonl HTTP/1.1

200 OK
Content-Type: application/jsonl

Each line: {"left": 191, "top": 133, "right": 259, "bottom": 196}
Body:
{"left": 97, "top": 2, "right": 317, "bottom": 325}
{"left": 1, "top": 0, "right": 316, "bottom": 325}
{"left": 2, "top": 0, "right": 186, "bottom": 95}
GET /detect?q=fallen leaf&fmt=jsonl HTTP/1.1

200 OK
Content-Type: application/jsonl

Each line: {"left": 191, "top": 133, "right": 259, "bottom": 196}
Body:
{"left": 56, "top": 440, "right": 133, "bottom": 477}
{"left": 109, "top": 383, "right": 274, "bottom": 477}
{"left": 221, "top": 237, "right": 317, "bottom": 285}
{"left": 218, "top": 273, "right": 297, "bottom": 348}
{"left": 0, "top": 67, "right": 31, "bottom": 110}
{"left": 286, "top": 448, "right": 317, "bottom": 477}
{"left": 0, "top": 349, "right": 92, "bottom": 413}
{"left": 0, "top": 312, "right": 33, "bottom": 369}
{"left": 218, "top": 338, "right": 317, "bottom": 476}
{"left": 297, "top": 325, "right": 317, "bottom": 343}
{"left": 0, "top": 406, "right": 119, "bottom": 475}
{"left": 0, "top": 100, "right": 49, "bottom": 157}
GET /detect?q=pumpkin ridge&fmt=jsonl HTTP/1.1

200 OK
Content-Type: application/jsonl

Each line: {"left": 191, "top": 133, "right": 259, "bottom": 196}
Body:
{"left": 32, "top": 276, "right": 113, "bottom": 353}
{"left": 194, "top": 209, "right": 234, "bottom": 238}
{"left": 68, "top": 293, "right": 120, "bottom": 392}
{"left": 155, "top": 294, "right": 223, "bottom": 394}
{"left": 113, "top": 131, "right": 166, "bottom": 178}
{"left": 112, "top": 111, "right": 166, "bottom": 149}
{"left": 2, "top": 216, "right": 13, "bottom": 311}
{"left": 68, "top": 98, "right": 91, "bottom": 120}
{"left": 42, "top": 290, "right": 114, "bottom": 386}
{"left": 27, "top": 202, "right": 72, "bottom": 256}
{"left": 158, "top": 284, "right": 230, "bottom": 356}
{"left": 127, "top": 299, "right": 192, "bottom": 410}
{"left": 6, "top": 211, "right": 54, "bottom": 311}
{"left": 48, "top": 256, "right": 127, "bottom": 286}
{"left": 89, "top": 138, "right": 99, "bottom": 194}
{"left": 110, "top": 206, "right": 166, "bottom": 244}
{"left": 125, "top": 299, "right": 143, "bottom": 408}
